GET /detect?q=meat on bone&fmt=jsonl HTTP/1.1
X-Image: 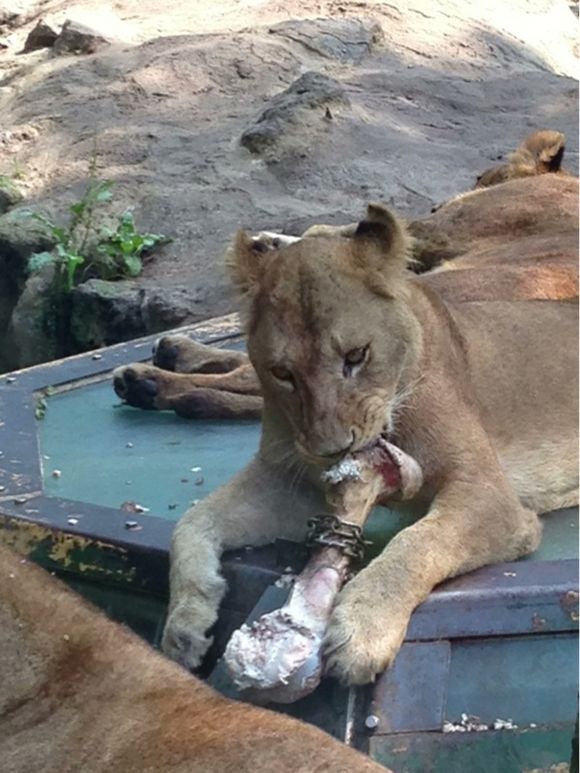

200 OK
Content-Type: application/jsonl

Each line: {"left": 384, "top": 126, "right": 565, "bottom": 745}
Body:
{"left": 223, "top": 438, "right": 423, "bottom": 703}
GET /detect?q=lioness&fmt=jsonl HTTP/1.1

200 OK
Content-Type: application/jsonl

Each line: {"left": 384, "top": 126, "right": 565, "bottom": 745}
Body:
{"left": 475, "top": 129, "right": 570, "bottom": 189}
{"left": 113, "top": 170, "right": 578, "bottom": 686}
{"left": 0, "top": 544, "right": 386, "bottom": 773}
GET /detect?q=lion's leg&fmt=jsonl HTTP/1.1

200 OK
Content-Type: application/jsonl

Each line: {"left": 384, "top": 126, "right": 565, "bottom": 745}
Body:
{"left": 112, "top": 363, "right": 262, "bottom": 417}
{"left": 324, "top": 472, "right": 542, "bottom": 685}
{"left": 162, "top": 457, "right": 326, "bottom": 671}
{"left": 500, "top": 439, "right": 579, "bottom": 513}
{"left": 153, "top": 334, "right": 250, "bottom": 374}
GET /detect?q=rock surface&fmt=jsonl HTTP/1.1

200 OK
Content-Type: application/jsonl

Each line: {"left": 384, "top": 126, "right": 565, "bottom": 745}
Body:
{"left": 22, "top": 19, "right": 57, "bottom": 52}
{"left": 8, "top": 262, "right": 60, "bottom": 367}
{"left": 53, "top": 19, "right": 111, "bottom": 55}
{"left": 0, "top": 207, "right": 56, "bottom": 370}
{"left": 0, "top": 176, "right": 23, "bottom": 212}
{"left": 0, "top": 0, "right": 577, "bottom": 370}
{"left": 241, "top": 70, "right": 350, "bottom": 157}
{"left": 269, "top": 18, "right": 383, "bottom": 64}
{"left": 69, "top": 279, "right": 220, "bottom": 350}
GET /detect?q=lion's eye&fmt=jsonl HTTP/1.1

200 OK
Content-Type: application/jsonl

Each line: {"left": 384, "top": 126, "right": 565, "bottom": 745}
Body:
{"left": 343, "top": 346, "right": 368, "bottom": 377}
{"left": 271, "top": 365, "right": 294, "bottom": 385}
{"left": 344, "top": 347, "right": 367, "bottom": 367}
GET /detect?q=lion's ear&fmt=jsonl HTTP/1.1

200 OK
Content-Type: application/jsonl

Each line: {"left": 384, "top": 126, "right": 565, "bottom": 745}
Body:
{"left": 352, "top": 203, "right": 412, "bottom": 275}
{"left": 226, "top": 230, "right": 272, "bottom": 295}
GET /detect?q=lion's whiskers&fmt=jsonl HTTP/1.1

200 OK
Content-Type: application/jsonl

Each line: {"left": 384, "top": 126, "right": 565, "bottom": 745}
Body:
{"left": 389, "top": 374, "right": 424, "bottom": 434}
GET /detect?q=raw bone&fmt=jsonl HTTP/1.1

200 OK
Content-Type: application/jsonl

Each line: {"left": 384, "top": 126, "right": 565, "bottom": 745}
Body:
{"left": 223, "top": 439, "right": 423, "bottom": 703}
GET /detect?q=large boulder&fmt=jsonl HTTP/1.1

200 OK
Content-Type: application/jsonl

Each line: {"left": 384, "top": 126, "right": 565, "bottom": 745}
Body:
{"left": 70, "top": 279, "right": 145, "bottom": 350}
{"left": 8, "top": 263, "right": 61, "bottom": 369}
{"left": 268, "top": 18, "right": 383, "bottom": 64}
{"left": 0, "top": 0, "right": 577, "bottom": 371}
{"left": 0, "top": 208, "right": 55, "bottom": 369}
{"left": 0, "top": 177, "right": 23, "bottom": 213}
{"left": 240, "top": 71, "right": 350, "bottom": 158}
{"left": 22, "top": 19, "right": 57, "bottom": 52}
{"left": 53, "top": 19, "right": 111, "bottom": 56}
{"left": 69, "top": 279, "right": 221, "bottom": 350}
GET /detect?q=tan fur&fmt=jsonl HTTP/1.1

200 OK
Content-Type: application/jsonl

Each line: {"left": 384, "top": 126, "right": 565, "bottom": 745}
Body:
{"left": 475, "top": 129, "right": 571, "bottom": 189}
{"left": 113, "top": 360, "right": 261, "bottom": 418}
{"left": 411, "top": 173, "right": 579, "bottom": 272}
{"left": 156, "top": 168, "right": 578, "bottom": 686}
{"left": 0, "top": 544, "right": 386, "bottom": 773}
{"left": 114, "top": 174, "right": 578, "bottom": 416}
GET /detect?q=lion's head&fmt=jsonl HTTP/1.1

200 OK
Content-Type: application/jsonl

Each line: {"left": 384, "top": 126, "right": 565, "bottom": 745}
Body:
{"left": 228, "top": 205, "right": 422, "bottom": 464}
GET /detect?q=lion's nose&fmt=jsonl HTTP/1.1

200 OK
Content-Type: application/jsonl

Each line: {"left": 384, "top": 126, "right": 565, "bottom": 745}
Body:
{"left": 310, "top": 431, "right": 355, "bottom": 458}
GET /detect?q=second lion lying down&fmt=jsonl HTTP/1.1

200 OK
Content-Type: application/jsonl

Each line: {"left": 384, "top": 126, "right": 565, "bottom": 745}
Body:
{"left": 113, "top": 139, "right": 578, "bottom": 686}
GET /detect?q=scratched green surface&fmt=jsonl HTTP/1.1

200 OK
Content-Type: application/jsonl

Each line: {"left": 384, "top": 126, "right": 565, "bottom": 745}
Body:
{"left": 38, "top": 375, "right": 577, "bottom": 772}
{"left": 39, "top": 379, "right": 578, "bottom": 560}
{"left": 40, "top": 380, "right": 261, "bottom": 518}
{"left": 371, "top": 727, "right": 576, "bottom": 773}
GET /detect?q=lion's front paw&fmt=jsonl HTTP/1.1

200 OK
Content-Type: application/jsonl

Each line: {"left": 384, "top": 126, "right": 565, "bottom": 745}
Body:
{"left": 323, "top": 584, "right": 409, "bottom": 685}
{"left": 161, "top": 604, "right": 216, "bottom": 672}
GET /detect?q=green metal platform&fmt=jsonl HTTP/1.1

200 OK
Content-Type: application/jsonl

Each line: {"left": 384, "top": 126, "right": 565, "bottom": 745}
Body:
{"left": 0, "top": 316, "right": 577, "bottom": 773}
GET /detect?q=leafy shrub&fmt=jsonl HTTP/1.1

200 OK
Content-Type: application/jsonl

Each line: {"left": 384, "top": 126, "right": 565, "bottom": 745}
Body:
{"left": 27, "top": 178, "right": 170, "bottom": 291}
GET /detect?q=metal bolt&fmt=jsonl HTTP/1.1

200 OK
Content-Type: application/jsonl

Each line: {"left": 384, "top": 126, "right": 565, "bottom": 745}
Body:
{"left": 365, "top": 714, "right": 380, "bottom": 730}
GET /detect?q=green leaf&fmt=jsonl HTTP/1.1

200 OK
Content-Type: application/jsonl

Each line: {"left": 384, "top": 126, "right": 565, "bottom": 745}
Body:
{"left": 95, "top": 181, "right": 113, "bottom": 203}
{"left": 35, "top": 396, "right": 47, "bottom": 420}
{"left": 51, "top": 226, "right": 68, "bottom": 243}
{"left": 118, "top": 210, "right": 135, "bottom": 227}
{"left": 70, "top": 201, "right": 86, "bottom": 217}
{"left": 64, "top": 253, "right": 85, "bottom": 290}
{"left": 119, "top": 237, "right": 138, "bottom": 255}
{"left": 121, "top": 254, "right": 143, "bottom": 277}
{"left": 27, "top": 251, "right": 56, "bottom": 273}
{"left": 55, "top": 243, "right": 70, "bottom": 259}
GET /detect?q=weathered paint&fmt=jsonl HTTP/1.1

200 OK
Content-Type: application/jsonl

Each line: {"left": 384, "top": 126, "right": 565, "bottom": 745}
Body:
{"left": 0, "top": 515, "right": 137, "bottom": 585}
{"left": 368, "top": 641, "right": 451, "bottom": 733}
{"left": 561, "top": 590, "right": 579, "bottom": 622}
{"left": 369, "top": 728, "right": 575, "bottom": 773}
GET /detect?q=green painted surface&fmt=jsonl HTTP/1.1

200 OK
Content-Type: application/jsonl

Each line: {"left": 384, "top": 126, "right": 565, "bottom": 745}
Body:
{"left": 62, "top": 573, "right": 167, "bottom": 647}
{"left": 40, "top": 380, "right": 261, "bottom": 518}
{"left": 371, "top": 728, "right": 575, "bottom": 773}
{"left": 35, "top": 377, "right": 577, "bottom": 771}
{"left": 446, "top": 634, "right": 579, "bottom": 726}
{"left": 39, "top": 379, "right": 578, "bottom": 560}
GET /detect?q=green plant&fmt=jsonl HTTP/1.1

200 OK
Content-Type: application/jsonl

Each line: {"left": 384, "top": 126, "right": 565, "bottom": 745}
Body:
{"left": 94, "top": 210, "right": 168, "bottom": 280}
{"left": 34, "top": 386, "right": 55, "bottom": 420}
{"left": 27, "top": 176, "right": 170, "bottom": 291}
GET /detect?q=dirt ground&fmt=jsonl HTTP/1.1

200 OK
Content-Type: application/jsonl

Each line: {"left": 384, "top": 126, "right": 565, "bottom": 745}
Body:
{"left": 0, "top": 0, "right": 578, "bottom": 359}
